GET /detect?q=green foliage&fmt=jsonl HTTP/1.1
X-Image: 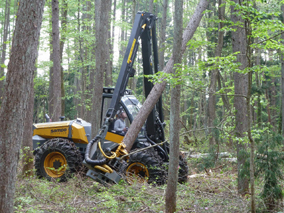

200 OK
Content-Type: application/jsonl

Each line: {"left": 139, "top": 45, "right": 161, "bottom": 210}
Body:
{"left": 197, "top": 147, "right": 218, "bottom": 171}
{"left": 254, "top": 129, "right": 284, "bottom": 211}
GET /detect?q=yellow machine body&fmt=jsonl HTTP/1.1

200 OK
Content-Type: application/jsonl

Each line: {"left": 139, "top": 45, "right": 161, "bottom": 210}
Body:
{"left": 33, "top": 119, "right": 90, "bottom": 144}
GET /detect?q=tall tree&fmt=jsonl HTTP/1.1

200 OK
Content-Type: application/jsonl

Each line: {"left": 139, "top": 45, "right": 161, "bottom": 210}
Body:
{"left": 119, "top": 0, "right": 126, "bottom": 59}
{"left": 0, "top": 0, "right": 45, "bottom": 211}
{"left": 208, "top": 0, "right": 225, "bottom": 147}
{"left": 159, "top": 0, "right": 168, "bottom": 71}
{"left": 110, "top": 0, "right": 117, "bottom": 85}
{"left": 21, "top": 81, "right": 34, "bottom": 177}
{"left": 60, "top": 0, "right": 68, "bottom": 116}
{"left": 281, "top": 4, "right": 284, "bottom": 137}
{"left": 123, "top": 0, "right": 209, "bottom": 151}
{"left": 51, "top": 0, "right": 62, "bottom": 121}
{"left": 0, "top": 0, "right": 11, "bottom": 101}
{"left": 165, "top": 0, "right": 183, "bottom": 212}
{"left": 149, "top": 0, "right": 153, "bottom": 13}
{"left": 91, "top": 0, "right": 110, "bottom": 136}
{"left": 105, "top": 0, "right": 112, "bottom": 86}
{"left": 231, "top": 0, "right": 249, "bottom": 195}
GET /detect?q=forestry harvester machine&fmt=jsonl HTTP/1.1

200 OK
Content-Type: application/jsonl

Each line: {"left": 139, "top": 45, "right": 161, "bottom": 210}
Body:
{"left": 32, "top": 12, "right": 188, "bottom": 185}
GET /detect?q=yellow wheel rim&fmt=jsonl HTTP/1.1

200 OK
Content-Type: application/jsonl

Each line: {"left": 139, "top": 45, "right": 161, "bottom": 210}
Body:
{"left": 126, "top": 162, "right": 149, "bottom": 184}
{"left": 44, "top": 152, "right": 67, "bottom": 178}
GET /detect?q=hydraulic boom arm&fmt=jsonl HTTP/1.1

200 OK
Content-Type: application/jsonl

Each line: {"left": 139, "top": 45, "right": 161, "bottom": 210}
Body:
{"left": 105, "top": 12, "right": 161, "bottom": 123}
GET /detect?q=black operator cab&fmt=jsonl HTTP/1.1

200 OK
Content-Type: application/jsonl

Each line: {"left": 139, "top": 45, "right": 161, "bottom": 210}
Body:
{"left": 101, "top": 88, "right": 146, "bottom": 145}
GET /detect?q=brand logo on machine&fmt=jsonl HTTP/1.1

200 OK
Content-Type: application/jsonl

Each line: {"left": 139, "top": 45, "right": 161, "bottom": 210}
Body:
{"left": 51, "top": 128, "right": 67, "bottom": 134}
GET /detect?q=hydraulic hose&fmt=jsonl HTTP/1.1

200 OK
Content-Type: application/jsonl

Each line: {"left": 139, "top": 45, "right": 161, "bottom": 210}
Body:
{"left": 85, "top": 136, "right": 107, "bottom": 166}
{"left": 98, "top": 142, "right": 117, "bottom": 159}
{"left": 145, "top": 134, "right": 168, "bottom": 161}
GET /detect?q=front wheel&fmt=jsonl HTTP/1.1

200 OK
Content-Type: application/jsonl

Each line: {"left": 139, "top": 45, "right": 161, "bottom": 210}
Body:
{"left": 34, "top": 138, "right": 82, "bottom": 182}
{"left": 125, "top": 149, "right": 167, "bottom": 185}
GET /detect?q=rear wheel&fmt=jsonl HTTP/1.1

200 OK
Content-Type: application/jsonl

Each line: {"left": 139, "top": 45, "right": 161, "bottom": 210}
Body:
{"left": 34, "top": 138, "right": 82, "bottom": 182}
{"left": 125, "top": 149, "right": 166, "bottom": 185}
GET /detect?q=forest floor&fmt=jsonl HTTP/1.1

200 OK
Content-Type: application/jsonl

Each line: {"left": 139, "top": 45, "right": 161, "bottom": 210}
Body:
{"left": 14, "top": 157, "right": 274, "bottom": 213}
{"left": 14, "top": 157, "right": 253, "bottom": 213}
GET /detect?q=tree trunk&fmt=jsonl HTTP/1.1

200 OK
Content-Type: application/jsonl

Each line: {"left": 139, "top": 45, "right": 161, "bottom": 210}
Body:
{"left": 149, "top": 0, "right": 154, "bottom": 13}
{"left": 51, "top": 0, "right": 61, "bottom": 121}
{"left": 159, "top": 0, "right": 168, "bottom": 71}
{"left": 110, "top": 0, "right": 116, "bottom": 85}
{"left": 21, "top": 80, "right": 34, "bottom": 177}
{"left": 231, "top": 0, "right": 249, "bottom": 195}
{"left": 77, "top": 2, "right": 87, "bottom": 119}
{"left": 48, "top": 19, "right": 53, "bottom": 118}
{"left": 123, "top": 0, "right": 209, "bottom": 151}
{"left": 0, "top": 0, "right": 44, "bottom": 211}
{"left": 165, "top": 1, "right": 183, "bottom": 212}
{"left": 60, "top": 0, "right": 68, "bottom": 116}
{"left": 270, "top": 77, "right": 276, "bottom": 128}
{"left": 281, "top": 4, "right": 284, "bottom": 137}
{"left": 91, "top": 0, "right": 110, "bottom": 137}
{"left": 208, "top": 0, "right": 225, "bottom": 147}
{"left": 0, "top": 0, "right": 11, "bottom": 101}
{"left": 105, "top": 0, "right": 112, "bottom": 86}
{"left": 119, "top": 0, "right": 125, "bottom": 59}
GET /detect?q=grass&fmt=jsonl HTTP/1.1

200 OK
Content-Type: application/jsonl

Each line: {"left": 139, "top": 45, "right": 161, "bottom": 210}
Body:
{"left": 14, "top": 158, "right": 257, "bottom": 213}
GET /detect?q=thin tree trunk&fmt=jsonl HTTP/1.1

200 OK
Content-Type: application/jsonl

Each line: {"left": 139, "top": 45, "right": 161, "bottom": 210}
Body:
{"left": 245, "top": 15, "right": 256, "bottom": 212}
{"left": 78, "top": 1, "right": 86, "bottom": 119}
{"left": 60, "top": 0, "right": 68, "bottom": 116}
{"left": 231, "top": 0, "right": 249, "bottom": 195}
{"left": 91, "top": 0, "right": 110, "bottom": 137}
{"left": 281, "top": 4, "right": 284, "bottom": 137}
{"left": 51, "top": 0, "right": 61, "bottom": 121}
{"left": 165, "top": 0, "right": 183, "bottom": 212}
{"left": 105, "top": 0, "right": 112, "bottom": 86}
{"left": 110, "top": 0, "right": 116, "bottom": 85}
{"left": 270, "top": 77, "right": 276, "bottom": 128}
{"left": 123, "top": 0, "right": 209, "bottom": 151}
{"left": 208, "top": 0, "right": 225, "bottom": 146}
{"left": 0, "top": 0, "right": 11, "bottom": 101}
{"left": 119, "top": 0, "right": 125, "bottom": 59}
{"left": 159, "top": 0, "right": 168, "bottom": 71}
{"left": 149, "top": 0, "right": 153, "bottom": 13}
{"left": 21, "top": 80, "right": 34, "bottom": 176}
{"left": 48, "top": 7, "right": 53, "bottom": 117}
{"left": 0, "top": 0, "right": 45, "bottom": 210}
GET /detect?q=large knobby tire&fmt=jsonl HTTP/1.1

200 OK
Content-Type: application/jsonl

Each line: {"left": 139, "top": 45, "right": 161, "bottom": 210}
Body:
{"left": 178, "top": 154, "right": 189, "bottom": 183}
{"left": 34, "top": 138, "right": 82, "bottom": 182}
{"left": 125, "top": 149, "right": 167, "bottom": 185}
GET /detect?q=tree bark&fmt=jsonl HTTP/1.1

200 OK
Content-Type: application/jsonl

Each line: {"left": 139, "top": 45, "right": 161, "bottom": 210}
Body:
{"left": 51, "top": 0, "right": 61, "bottom": 121}
{"left": 0, "top": 0, "right": 11, "bottom": 101}
{"left": 110, "top": 0, "right": 116, "bottom": 85}
{"left": 281, "top": 4, "right": 284, "bottom": 137}
{"left": 159, "top": 0, "right": 168, "bottom": 71}
{"left": 91, "top": 0, "right": 110, "bottom": 137}
{"left": 48, "top": 9, "right": 53, "bottom": 118}
{"left": 165, "top": 1, "right": 183, "bottom": 212}
{"left": 208, "top": 0, "right": 225, "bottom": 146}
{"left": 231, "top": 0, "right": 249, "bottom": 195}
{"left": 21, "top": 80, "right": 34, "bottom": 177}
{"left": 149, "top": 0, "right": 154, "bottom": 13}
{"left": 0, "top": 0, "right": 44, "bottom": 211}
{"left": 105, "top": 0, "right": 112, "bottom": 86}
{"left": 119, "top": 0, "right": 126, "bottom": 59}
{"left": 60, "top": 0, "right": 68, "bottom": 116}
{"left": 123, "top": 0, "right": 209, "bottom": 151}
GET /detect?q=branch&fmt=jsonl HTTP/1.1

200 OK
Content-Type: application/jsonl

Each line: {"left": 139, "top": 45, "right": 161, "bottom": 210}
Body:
{"left": 254, "top": 31, "right": 284, "bottom": 45}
